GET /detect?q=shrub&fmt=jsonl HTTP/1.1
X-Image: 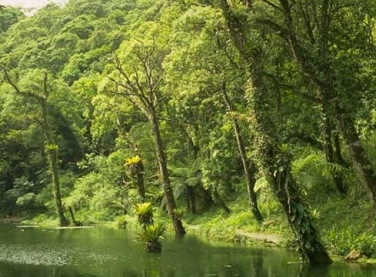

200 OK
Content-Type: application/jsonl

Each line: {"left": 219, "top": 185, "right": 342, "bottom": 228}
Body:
{"left": 115, "top": 215, "right": 127, "bottom": 229}
{"left": 325, "top": 228, "right": 376, "bottom": 258}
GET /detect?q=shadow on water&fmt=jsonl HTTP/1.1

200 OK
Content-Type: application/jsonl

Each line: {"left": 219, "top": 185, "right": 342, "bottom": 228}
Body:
{"left": 1, "top": 223, "right": 376, "bottom": 277}
{"left": 298, "top": 263, "right": 376, "bottom": 277}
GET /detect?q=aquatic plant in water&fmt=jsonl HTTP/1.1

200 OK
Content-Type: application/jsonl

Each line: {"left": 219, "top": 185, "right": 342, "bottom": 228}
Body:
{"left": 138, "top": 223, "right": 166, "bottom": 253}
{"left": 135, "top": 202, "right": 166, "bottom": 253}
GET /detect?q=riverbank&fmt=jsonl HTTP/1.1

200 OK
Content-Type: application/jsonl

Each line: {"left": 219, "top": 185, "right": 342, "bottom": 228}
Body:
{"left": 0, "top": 217, "right": 22, "bottom": 224}
{"left": 3, "top": 223, "right": 374, "bottom": 277}
{"left": 163, "top": 196, "right": 376, "bottom": 263}
{"left": 12, "top": 192, "right": 376, "bottom": 263}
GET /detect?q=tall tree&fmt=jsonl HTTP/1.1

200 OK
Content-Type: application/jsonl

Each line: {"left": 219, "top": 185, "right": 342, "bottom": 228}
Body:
{"left": 220, "top": 82, "right": 263, "bottom": 222}
{"left": 164, "top": 5, "right": 263, "bottom": 221}
{"left": 2, "top": 69, "right": 68, "bottom": 226}
{"left": 105, "top": 22, "right": 186, "bottom": 235}
{"left": 257, "top": 0, "right": 376, "bottom": 212}
{"left": 217, "top": 0, "right": 332, "bottom": 263}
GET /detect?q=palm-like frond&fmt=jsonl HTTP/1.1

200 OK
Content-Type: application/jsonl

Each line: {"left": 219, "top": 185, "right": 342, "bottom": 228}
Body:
{"left": 138, "top": 223, "right": 166, "bottom": 243}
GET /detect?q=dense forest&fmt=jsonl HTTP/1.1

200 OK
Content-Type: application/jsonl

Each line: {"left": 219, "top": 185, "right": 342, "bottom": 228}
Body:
{"left": 1, "top": 0, "right": 376, "bottom": 263}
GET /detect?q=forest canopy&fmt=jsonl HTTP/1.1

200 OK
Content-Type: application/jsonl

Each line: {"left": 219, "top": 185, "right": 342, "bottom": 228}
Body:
{"left": 1, "top": 0, "right": 376, "bottom": 263}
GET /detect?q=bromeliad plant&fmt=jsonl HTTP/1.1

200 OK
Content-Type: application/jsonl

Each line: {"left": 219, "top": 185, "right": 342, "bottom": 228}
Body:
{"left": 138, "top": 223, "right": 166, "bottom": 253}
{"left": 135, "top": 202, "right": 154, "bottom": 230}
{"left": 135, "top": 202, "right": 166, "bottom": 253}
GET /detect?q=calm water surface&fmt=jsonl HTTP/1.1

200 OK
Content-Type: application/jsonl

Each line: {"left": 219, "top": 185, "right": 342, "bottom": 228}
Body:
{"left": 0, "top": 223, "right": 375, "bottom": 277}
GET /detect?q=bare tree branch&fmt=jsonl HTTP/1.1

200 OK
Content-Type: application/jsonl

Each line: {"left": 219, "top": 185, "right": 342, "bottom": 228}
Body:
{"left": 2, "top": 67, "right": 43, "bottom": 101}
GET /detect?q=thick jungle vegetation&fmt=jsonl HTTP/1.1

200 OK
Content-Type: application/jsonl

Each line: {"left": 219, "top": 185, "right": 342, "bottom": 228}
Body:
{"left": 1, "top": 0, "right": 376, "bottom": 263}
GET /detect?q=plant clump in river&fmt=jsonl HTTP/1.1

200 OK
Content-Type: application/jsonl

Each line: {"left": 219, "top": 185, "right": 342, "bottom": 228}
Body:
{"left": 135, "top": 202, "right": 165, "bottom": 253}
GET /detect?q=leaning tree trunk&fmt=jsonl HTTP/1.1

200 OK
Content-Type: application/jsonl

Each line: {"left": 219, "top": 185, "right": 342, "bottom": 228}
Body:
{"left": 221, "top": 82, "right": 263, "bottom": 223}
{"left": 68, "top": 206, "right": 81, "bottom": 226}
{"left": 249, "top": 58, "right": 332, "bottom": 264}
{"left": 277, "top": 0, "right": 376, "bottom": 207}
{"left": 150, "top": 111, "right": 186, "bottom": 235}
{"left": 219, "top": 0, "right": 332, "bottom": 263}
{"left": 265, "top": 146, "right": 332, "bottom": 263}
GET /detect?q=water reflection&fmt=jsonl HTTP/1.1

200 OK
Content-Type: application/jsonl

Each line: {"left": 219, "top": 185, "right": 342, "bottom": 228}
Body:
{"left": 1, "top": 224, "right": 376, "bottom": 277}
{"left": 299, "top": 263, "right": 376, "bottom": 277}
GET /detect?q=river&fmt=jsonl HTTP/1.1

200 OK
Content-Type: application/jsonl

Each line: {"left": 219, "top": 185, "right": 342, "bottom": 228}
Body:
{"left": 0, "top": 223, "right": 375, "bottom": 277}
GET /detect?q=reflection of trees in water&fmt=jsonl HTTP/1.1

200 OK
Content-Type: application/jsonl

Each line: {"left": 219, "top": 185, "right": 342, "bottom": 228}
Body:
{"left": 119, "top": 269, "right": 138, "bottom": 277}
{"left": 142, "top": 268, "right": 175, "bottom": 277}
{"left": 52, "top": 267, "right": 61, "bottom": 277}
{"left": 0, "top": 264, "right": 96, "bottom": 277}
{"left": 298, "top": 265, "right": 312, "bottom": 277}
{"left": 142, "top": 269, "right": 160, "bottom": 277}
{"left": 209, "top": 248, "right": 267, "bottom": 277}
{"left": 50, "top": 266, "right": 97, "bottom": 277}
{"left": 240, "top": 249, "right": 265, "bottom": 277}
{"left": 297, "top": 263, "right": 376, "bottom": 277}
{"left": 3, "top": 228, "right": 376, "bottom": 277}
{"left": 253, "top": 250, "right": 264, "bottom": 277}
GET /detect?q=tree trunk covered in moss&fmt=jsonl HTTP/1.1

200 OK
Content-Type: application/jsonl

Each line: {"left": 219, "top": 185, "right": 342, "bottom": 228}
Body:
{"left": 219, "top": 0, "right": 332, "bottom": 264}
{"left": 46, "top": 145, "right": 68, "bottom": 227}
{"left": 150, "top": 111, "right": 186, "bottom": 235}
{"left": 40, "top": 75, "right": 68, "bottom": 227}
{"left": 274, "top": 0, "right": 376, "bottom": 212}
{"left": 146, "top": 241, "right": 162, "bottom": 253}
{"left": 249, "top": 55, "right": 331, "bottom": 264}
{"left": 3, "top": 69, "right": 68, "bottom": 227}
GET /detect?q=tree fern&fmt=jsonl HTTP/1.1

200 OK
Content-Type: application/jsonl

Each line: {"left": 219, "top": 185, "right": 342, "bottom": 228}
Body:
{"left": 293, "top": 154, "right": 329, "bottom": 191}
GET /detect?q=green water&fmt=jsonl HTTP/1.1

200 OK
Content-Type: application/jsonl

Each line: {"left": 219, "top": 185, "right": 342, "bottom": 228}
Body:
{"left": 0, "top": 224, "right": 376, "bottom": 277}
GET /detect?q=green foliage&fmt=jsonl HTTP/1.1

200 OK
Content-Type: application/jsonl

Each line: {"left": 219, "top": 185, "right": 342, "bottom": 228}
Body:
{"left": 135, "top": 202, "right": 154, "bottom": 227}
{"left": 135, "top": 201, "right": 165, "bottom": 252}
{"left": 292, "top": 152, "right": 351, "bottom": 196}
{"left": 169, "top": 162, "right": 202, "bottom": 207}
{"left": 0, "top": 0, "right": 375, "bottom": 262}
{"left": 45, "top": 144, "right": 58, "bottom": 152}
{"left": 65, "top": 171, "right": 123, "bottom": 221}
{"left": 325, "top": 228, "right": 376, "bottom": 258}
{"left": 254, "top": 177, "right": 281, "bottom": 217}
{"left": 138, "top": 223, "right": 166, "bottom": 253}
{"left": 138, "top": 223, "right": 166, "bottom": 244}
{"left": 5, "top": 177, "right": 36, "bottom": 208}
{"left": 0, "top": 6, "right": 24, "bottom": 34}
{"left": 115, "top": 215, "right": 127, "bottom": 229}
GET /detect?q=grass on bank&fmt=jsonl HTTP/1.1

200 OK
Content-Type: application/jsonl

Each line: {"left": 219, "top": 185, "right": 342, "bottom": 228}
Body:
{"left": 18, "top": 185, "right": 376, "bottom": 262}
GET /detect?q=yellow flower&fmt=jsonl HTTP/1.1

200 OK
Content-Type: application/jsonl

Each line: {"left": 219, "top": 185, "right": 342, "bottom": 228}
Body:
{"left": 125, "top": 155, "right": 141, "bottom": 166}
